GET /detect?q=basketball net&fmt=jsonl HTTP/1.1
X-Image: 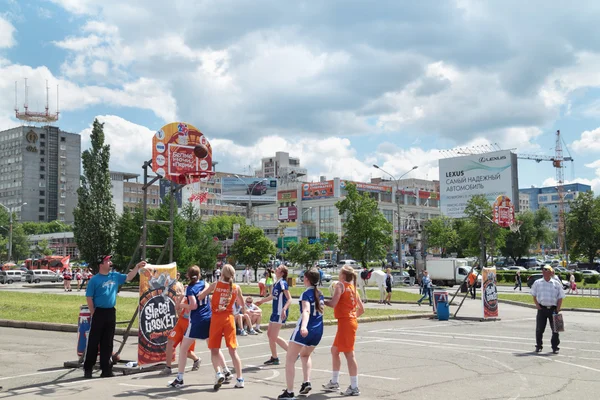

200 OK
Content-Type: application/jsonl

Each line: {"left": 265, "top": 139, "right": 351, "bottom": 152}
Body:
{"left": 183, "top": 172, "right": 214, "bottom": 206}
{"left": 508, "top": 220, "right": 522, "bottom": 233}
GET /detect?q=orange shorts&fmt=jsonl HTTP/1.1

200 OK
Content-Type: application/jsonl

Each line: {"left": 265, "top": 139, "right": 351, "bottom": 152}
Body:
{"left": 332, "top": 318, "right": 358, "bottom": 353}
{"left": 208, "top": 314, "right": 237, "bottom": 350}
{"left": 168, "top": 317, "right": 196, "bottom": 352}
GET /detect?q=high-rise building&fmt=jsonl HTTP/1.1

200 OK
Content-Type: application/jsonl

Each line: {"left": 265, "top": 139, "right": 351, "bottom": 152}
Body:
{"left": 519, "top": 183, "right": 591, "bottom": 229}
{"left": 255, "top": 152, "right": 307, "bottom": 181}
{"left": 110, "top": 171, "right": 160, "bottom": 214}
{"left": 0, "top": 125, "right": 80, "bottom": 222}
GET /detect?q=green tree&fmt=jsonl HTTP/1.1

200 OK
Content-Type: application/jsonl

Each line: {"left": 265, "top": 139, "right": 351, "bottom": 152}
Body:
{"left": 335, "top": 183, "right": 393, "bottom": 269}
{"left": 177, "top": 203, "right": 220, "bottom": 273}
{"left": 10, "top": 223, "right": 30, "bottom": 262}
{"left": 73, "top": 119, "right": 117, "bottom": 271}
{"left": 286, "top": 238, "right": 324, "bottom": 268}
{"left": 113, "top": 207, "right": 144, "bottom": 269}
{"left": 423, "top": 216, "right": 459, "bottom": 257}
{"left": 204, "top": 215, "right": 246, "bottom": 240}
{"left": 500, "top": 209, "right": 551, "bottom": 263}
{"left": 463, "top": 195, "right": 506, "bottom": 264}
{"left": 566, "top": 191, "right": 600, "bottom": 263}
{"left": 230, "top": 225, "right": 277, "bottom": 281}
{"left": 319, "top": 232, "right": 339, "bottom": 252}
{"left": 37, "top": 238, "right": 53, "bottom": 256}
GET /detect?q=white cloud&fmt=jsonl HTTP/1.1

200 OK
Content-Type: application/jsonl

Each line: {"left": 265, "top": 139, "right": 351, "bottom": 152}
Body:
{"left": 0, "top": 16, "right": 16, "bottom": 48}
{"left": 571, "top": 127, "right": 600, "bottom": 153}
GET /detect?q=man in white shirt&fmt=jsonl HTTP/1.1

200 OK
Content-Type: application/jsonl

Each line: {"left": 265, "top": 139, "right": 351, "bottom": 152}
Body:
{"left": 531, "top": 266, "right": 566, "bottom": 354}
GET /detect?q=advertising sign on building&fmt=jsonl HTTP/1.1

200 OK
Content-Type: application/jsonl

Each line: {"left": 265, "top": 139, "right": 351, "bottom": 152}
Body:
{"left": 341, "top": 180, "right": 392, "bottom": 193}
{"left": 439, "top": 150, "right": 519, "bottom": 218}
{"left": 278, "top": 189, "right": 298, "bottom": 202}
{"left": 302, "top": 181, "right": 334, "bottom": 200}
{"left": 138, "top": 263, "right": 178, "bottom": 365}
{"left": 482, "top": 267, "right": 499, "bottom": 319}
{"left": 278, "top": 206, "right": 298, "bottom": 221}
{"left": 221, "top": 177, "right": 278, "bottom": 203}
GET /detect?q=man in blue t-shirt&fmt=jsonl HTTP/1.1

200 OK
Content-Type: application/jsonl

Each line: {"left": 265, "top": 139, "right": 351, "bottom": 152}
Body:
{"left": 83, "top": 255, "right": 145, "bottom": 378}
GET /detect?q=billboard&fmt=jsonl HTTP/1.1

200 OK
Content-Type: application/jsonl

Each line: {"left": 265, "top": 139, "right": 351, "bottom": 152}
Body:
{"left": 302, "top": 181, "right": 334, "bottom": 200}
{"left": 342, "top": 180, "right": 392, "bottom": 194}
{"left": 278, "top": 189, "right": 298, "bottom": 202}
{"left": 439, "top": 150, "right": 519, "bottom": 218}
{"left": 278, "top": 206, "right": 298, "bottom": 221}
{"left": 221, "top": 177, "right": 277, "bottom": 203}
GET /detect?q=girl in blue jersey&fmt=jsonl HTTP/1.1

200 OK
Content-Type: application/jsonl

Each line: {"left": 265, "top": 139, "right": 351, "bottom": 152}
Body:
{"left": 277, "top": 268, "right": 324, "bottom": 399}
{"left": 255, "top": 265, "right": 292, "bottom": 365}
{"left": 167, "top": 266, "right": 230, "bottom": 389}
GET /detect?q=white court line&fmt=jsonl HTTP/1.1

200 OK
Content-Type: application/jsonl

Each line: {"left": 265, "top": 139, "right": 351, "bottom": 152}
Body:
{"left": 553, "top": 359, "right": 600, "bottom": 373}
{"left": 367, "top": 317, "right": 536, "bottom": 333}
{"left": 0, "top": 368, "right": 76, "bottom": 381}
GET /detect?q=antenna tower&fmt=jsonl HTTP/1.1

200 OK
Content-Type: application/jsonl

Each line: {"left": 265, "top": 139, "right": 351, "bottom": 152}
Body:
{"left": 14, "top": 79, "right": 60, "bottom": 123}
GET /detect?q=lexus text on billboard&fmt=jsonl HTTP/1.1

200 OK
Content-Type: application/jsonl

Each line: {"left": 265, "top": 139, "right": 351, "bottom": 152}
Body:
{"left": 439, "top": 150, "right": 519, "bottom": 218}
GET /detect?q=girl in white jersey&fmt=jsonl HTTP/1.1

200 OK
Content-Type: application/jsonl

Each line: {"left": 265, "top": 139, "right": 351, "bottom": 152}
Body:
{"left": 255, "top": 265, "right": 292, "bottom": 365}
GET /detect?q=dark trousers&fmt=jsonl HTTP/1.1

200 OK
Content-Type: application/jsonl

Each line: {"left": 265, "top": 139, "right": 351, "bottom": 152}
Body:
{"left": 418, "top": 288, "right": 432, "bottom": 305}
{"left": 514, "top": 281, "right": 522, "bottom": 291}
{"left": 84, "top": 307, "right": 116, "bottom": 374}
{"left": 470, "top": 284, "right": 476, "bottom": 299}
{"left": 536, "top": 307, "right": 560, "bottom": 350}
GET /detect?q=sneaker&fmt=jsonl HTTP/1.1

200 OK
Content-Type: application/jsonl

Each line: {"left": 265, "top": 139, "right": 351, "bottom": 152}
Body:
{"left": 159, "top": 366, "right": 172, "bottom": 375}
{"left": 84, "top": 370, "right": 93, "bottom": 379}
{"left": 264, "top": 357, "right": 280, "bottom": 365}
{"left": 248, "top": 329, "right": 258, "bottom": 335}
{"left": 341, "top": 385, "right": 360, "bottom": 396}
{"left": 552, "top": 348, "right": 560, "bottom": 354}
{"left": 239, "top": 329, "right": 248, "bottom": 336}
{"left": 214, "top": 372, "right": 225, "bottom": 391}
{"left": 277, "top": 389, "right": 296, "bottom": 399}
{"left": 191, "top": 359, "right": 201, "bottom": 371}
{"left": 167, "top": 378, "right": 184, "bottom": 388}
{"left": 322, "top": 380, "right": 339, "bottom": 391}
{"left": 100, "top": 371, "right": 115, "bottom": 378}
{"left": 299, "top": 381, "right": 312, "bottom": 395}
{"left": 235, "top": 378, "right": 245, "bottom": 388}
{"left": 224, "top": 370, "right": 233, "bottom": 382}
{"left": 236, "top": 329, "right": 243, "bottom": 335}
{"left": 254, "top": 327, "right": 263, "bottom": 333}
{"left": 535, "top": 346, "right": 543, "bottom": 353}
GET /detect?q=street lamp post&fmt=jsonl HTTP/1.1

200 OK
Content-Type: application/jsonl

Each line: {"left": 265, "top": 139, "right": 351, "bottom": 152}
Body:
{"left": 1, "top": 202, "right": 27, "bottom": 262}
{"left": 372, "top": 165, "right": 417, "bottom": 272}
{"left": 233, "top": 175, "right": 268, "bottom": 226}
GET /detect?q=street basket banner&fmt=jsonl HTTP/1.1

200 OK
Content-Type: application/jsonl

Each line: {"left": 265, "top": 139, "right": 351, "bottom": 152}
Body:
{"left": 482, "top": 267, "right": 499, "bottom": 319}
{"left": 138, "top": 263, "right": 178, "bottom": 365}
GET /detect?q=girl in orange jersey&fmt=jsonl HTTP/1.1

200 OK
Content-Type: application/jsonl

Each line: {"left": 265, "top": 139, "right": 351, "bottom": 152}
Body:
{"left": 196, "top": 264, "right": 245, "bottom": 391}
{"left": 323, "top": 265, "right": 365, "bottom": 396}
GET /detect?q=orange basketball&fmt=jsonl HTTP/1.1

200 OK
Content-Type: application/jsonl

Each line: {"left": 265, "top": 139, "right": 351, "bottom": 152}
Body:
{"left": 194, "top": 143, "right": 209, "bottom": 159}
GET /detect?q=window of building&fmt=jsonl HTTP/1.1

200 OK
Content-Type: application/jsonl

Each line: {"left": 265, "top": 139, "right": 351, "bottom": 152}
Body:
{"left": 40, "top": 166, "right": 45, "bottom": 171}
{"left": 60, "top": 137, "right": 66, "bottom": 142}
{"left": 40, "top": 133, "right": 45, "bottom": 139}
{"left": 40, "top": 158, "right": 44, "bottom": 163}
{"left": 383, "top": 209, "right": 394, "bottom": 224}
{"left": 40, "top": 174, "right": 45, "bottom": 179}
{"left": 39, "top": 199, "right": 45, "bottom": 205}
{"left": 39, "top": 215, "right": 45, "bottom": 221}
{"left": 39, "top": 207, "right": 45, "bottom": 212}
{"left": 40, "top": 141, "right": 45, "bottom": 147}
{"left": 39, "top": 190, "right": 45, "bottom": 196}
{"left": 40, "top": 150, "right": 45, "bottom": 155}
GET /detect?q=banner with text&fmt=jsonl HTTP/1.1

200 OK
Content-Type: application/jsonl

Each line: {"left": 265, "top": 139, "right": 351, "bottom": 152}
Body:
{"left": 138, "top": 263, "right": 178, "bottom": 365}
{"left": 301, "top": 181, "right": 334, "bottom": 200}
{"left": 482, "top": 266, "right": 499, "bottom": 319}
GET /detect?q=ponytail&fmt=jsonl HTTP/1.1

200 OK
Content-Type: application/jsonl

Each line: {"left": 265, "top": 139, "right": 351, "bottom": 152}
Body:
{"left": 352, "top": 273, "right": 358, "bottom": 305}
{"left": 314, "top": 283, "right": 323, "bottom": 314}
{"left": 305, "top": 267, "right": 323, "bottom": 314}
{"left": 187, "top": 265, "right": 200, "bottom": 284}
{"left": 222, "top": 264, "right": 236, "bottom": 298}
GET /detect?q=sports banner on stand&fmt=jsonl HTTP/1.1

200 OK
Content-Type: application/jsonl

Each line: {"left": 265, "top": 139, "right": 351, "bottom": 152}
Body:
{"left": 482, "top": 266, "right": 499, "bottom": 319}
{"left": 138, "top": 263, "right": 178, "bottom": 365}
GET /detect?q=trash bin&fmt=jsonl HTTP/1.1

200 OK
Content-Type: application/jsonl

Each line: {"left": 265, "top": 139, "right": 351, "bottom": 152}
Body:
{"left": 437, "top": 302, "right": 450, "bottom": 321}
{"left": 77, "top": 305, "right": 91, "bottom": 357}
{"left": 287, "top": 277, "right": 295, "bottom": 287}
{"left": 433, "top": 289, "right": 449, "bottom": 314}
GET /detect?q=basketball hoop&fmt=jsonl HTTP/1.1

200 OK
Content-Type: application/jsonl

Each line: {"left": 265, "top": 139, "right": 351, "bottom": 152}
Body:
{"left": 508, "top": 221, "right": 522, "bottom": 233}
{"left": 183, "top": 171, "right": 215, "bottom": 206}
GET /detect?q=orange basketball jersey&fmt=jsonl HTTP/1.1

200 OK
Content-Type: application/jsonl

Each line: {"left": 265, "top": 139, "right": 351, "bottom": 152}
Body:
{"left": 211, "top": 281, "right": 238, "bottom": 315}
{"left": 334, "top": 281, "right": 357, "bottom": 319}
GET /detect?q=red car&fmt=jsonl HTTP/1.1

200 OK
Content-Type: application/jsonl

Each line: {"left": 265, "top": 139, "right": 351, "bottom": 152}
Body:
{"left": 247, "top": 181, "right": 267, "bottom": 195}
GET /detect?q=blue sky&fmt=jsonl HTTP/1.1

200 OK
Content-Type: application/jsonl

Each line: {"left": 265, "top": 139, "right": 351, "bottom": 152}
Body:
{"left": 2, "top": 0, "right": 600, "bottom": 192}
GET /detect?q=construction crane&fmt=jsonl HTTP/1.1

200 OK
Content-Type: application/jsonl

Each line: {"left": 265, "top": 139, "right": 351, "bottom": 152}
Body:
{"left": 517, "top": 130, "right": 572, "bottom": 261}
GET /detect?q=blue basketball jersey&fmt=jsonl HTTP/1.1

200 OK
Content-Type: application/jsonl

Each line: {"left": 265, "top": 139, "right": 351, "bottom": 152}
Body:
{"left": 298, "top": 287, "right": 324, "bottom": 330}
{"left": 187, "top": 280, "right": 211, "bottom": 323}
{"left": 271, "top": 279, "right": 289, "bottom": 316}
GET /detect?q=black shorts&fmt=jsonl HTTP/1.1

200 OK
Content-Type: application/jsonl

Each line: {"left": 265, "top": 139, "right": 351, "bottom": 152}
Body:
{"left": 386, "top": 286, "right": 392, "bottom": 293}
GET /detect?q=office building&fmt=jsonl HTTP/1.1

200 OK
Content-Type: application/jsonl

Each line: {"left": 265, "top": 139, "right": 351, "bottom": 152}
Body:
{"left": 110, "top": 171, "right": 160, "bottom": 214}
{"left": 0, "top": 125, "right": 80, "bottom": 223}
{"left": 255, "top": 151, "right": 307, "bottom": 182}
{"left": 519, "top": 183, "right": 591, "bottom": 229}
{"left": 28, "top": 231, "right": 78, "bottom": 258}
{"left": 180, "top": 172, "right": 247, "bottom": 220}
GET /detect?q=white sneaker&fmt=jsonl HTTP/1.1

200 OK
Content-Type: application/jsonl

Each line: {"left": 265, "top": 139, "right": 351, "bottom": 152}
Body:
{"left": 239, "top": 329, "right": 248, "bottom": 336}
{"left": 214, "top": 372, "right": 225, "bottom": 391}
{"left": 235, "top": 378, "right": 245, "bottom": 388}
{"left": 322, "top": 380, "right": 340, "bottom": 391}
{"left": 248, "top": 329, "right": 258, "bottom": 335}
{"left": 191, "top": 359, "right": 201, "bottom": 371}
{"left": 341, "top": 385, "right": 360, "bottom": 396}
{"left": 224, "top": 370, "right": 233, "bottom": 382}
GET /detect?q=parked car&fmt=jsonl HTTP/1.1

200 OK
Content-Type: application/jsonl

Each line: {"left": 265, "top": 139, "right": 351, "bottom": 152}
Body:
{"left": 516, "top": 258, "right": 538, "bottom": 268}
{"left": 247, "top": 181, "right": 267, "bottom": 195}
{"left": 554, "top": 266, "right": 570, "bottom": 273}
{"left": 391, "top": 270, "right": 410, "bottom": 285}
{"left": 25, "top": 269, "right": 63, "bottom": 283}
{"left": 507, "top": 266, "right": 528, "bottom": 272}
{"left": 528, "top": 266, "right": 542, "bottom": 272}
{"left": 317, "top": 260, "right": 328, "bottom": 268}
{"left": 527, "top": 274, "right": 569, "bottom": 290}
{"left": 337, "top": 259, "right": 358, "bottom": 268}
{"left": 0, "top": 270, "right": 25, "bottom": 284}
{"left": 580, "top": 270, "right": 600, "bottom": 276}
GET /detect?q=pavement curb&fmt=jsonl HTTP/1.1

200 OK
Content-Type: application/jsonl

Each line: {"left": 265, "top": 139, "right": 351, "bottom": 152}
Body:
{"left": 498, "top": 299, "right": 600, "bottom": 313}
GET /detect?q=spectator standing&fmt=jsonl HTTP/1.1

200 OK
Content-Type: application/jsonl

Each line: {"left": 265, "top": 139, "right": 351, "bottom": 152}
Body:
{"left": 568, "top": 273, "right": 578, "bottom": 294}
{"left": 468, "top": 270, "right": 477, "bottom": 299}
{"left": 531, "top": 266, "right": 565, "bottom": 353}
{"left": 83, "top": 256, "right": 145, "bottom": 378}
{"left": 408, "top": 268, "right": 416, "bottom": 287}
{"left": 417, "top": 271, "right": 432, "bottom": 306}
{"left": 514, "top": 271, "right": 522, "bottom": 291}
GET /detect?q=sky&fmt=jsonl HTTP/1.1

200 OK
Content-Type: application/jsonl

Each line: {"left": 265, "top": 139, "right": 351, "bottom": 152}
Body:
{"left": 2, "top": 0, "right": 600, "bottom": 191}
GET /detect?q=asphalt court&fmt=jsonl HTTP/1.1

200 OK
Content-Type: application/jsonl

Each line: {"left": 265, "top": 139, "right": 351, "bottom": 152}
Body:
{"left": 1, "top": 306, "right": 600, "bottom": 399}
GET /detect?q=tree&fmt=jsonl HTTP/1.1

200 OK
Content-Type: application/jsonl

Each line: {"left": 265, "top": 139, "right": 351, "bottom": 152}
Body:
{"left": 178, "top": 203, "right": 220, "bottom": 273}
{"left": 204, "top": 215, "right": 246, "bottom": 240}
{"left": 73, "top": 119, "right": 117, "bottom": 271}
{"left": 566, "top": 191, "right": 600, "bottom": 263}
{"left": 499, "top": 209, "right": 551, "bottom": 263}
{"left": 463, "top": 195, "right": 506, "bottom": 264}
{"left": 335, "top": 183, "right": 393, "bottom": 269}
{"left": 286, "top": 238, "right": 324, "bottom": 268}
{"left": 10, "top": 223, "right": 30, "bottom": 262}
{"left": 37, "top": 238, "right": 53, "bottom": 256}
{"left": 423, "top": 216, "right": 459, "bottom": 257}
{"left": 113, "top": 207, "right": 144, "bottom": 269}
{"left": 319, "top": 232, "right": 339, "bottom": 252}
{"left": 230, "top": 225, "right": 277, "bottom": 281}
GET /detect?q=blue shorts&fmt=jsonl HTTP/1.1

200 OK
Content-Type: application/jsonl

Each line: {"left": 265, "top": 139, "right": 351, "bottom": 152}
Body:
{"left": 290, "top": 323, "right": 323, "bottom": 347}
{"left": 269, "top": 311, "right": 288, "bottom": 324}
{"left": 185, "top": 318, "right": 210, "bottom": 340}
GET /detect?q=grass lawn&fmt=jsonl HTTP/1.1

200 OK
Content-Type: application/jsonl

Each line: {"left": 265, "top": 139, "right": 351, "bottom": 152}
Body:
{"left": 0, "top": 292, "right": 415, "bottom": 325}
{"left": 240, "top": 285, "right": 422, "bottom": 302}
{"left": 498, "top": 293, "right": 600, "bottom": 309}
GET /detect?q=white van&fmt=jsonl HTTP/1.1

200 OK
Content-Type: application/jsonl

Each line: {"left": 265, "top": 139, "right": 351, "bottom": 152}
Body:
{"left": 337, "top": 259, "right": 359, "bottom": 268}
{"left": 25, "top": 269, "right": 62, "bottom": 284}
{"left": 0, "top": 270, "right": 25, "bottom": 284}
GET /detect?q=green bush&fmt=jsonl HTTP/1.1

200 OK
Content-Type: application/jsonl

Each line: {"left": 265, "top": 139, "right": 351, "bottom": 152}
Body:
{"left": 573, "top": 273, "right": 583, "bottom": 282}
{"left": 584, "top": 275, "right": 599, "bottom": 285}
